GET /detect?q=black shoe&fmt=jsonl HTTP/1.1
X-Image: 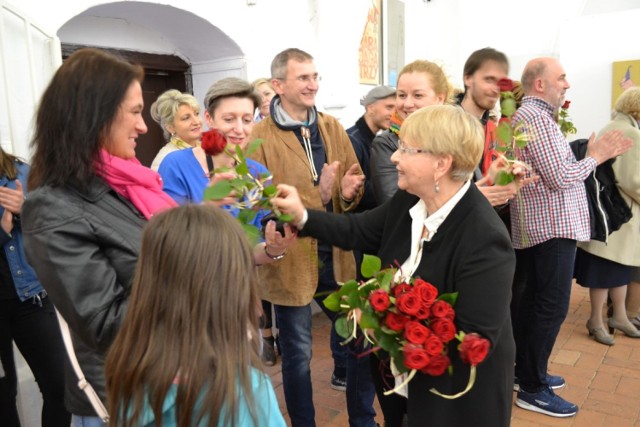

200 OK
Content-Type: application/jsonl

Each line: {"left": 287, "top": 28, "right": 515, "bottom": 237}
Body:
{"left": 262, "top": 336, "right": 277, "bottom": 366}
{"left": 330, "top": 373, "right": 347, "bottom": 391}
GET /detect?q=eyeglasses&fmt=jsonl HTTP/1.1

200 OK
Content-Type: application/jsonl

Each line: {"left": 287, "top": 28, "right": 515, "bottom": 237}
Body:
{"left": 397, "top": 139, "right": 430, "bottom": 155}
{"left": 278, "top": 74, "right": 322, "bottom": 84}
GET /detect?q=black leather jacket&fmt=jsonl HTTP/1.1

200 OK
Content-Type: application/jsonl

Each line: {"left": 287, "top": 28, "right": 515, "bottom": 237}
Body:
{"left": 370, "top": 130, "right": 399, "bottom": 205}
{"left": 21, "top": 176, "right": 145, "bottom": 415}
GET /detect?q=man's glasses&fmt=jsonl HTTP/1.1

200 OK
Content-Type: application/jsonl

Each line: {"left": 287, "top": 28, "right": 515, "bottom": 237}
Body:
{"left": 279, "top": 74, "right": 322, "bottom": 84}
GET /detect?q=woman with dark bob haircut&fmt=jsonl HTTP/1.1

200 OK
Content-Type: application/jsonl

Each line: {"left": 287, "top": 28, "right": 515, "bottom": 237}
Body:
{"left": 22, "top": 48, "right": 176, "bottom": 425}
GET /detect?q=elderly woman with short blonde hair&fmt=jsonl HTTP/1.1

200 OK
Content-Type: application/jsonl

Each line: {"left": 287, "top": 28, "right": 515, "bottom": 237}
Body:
{"left": 271, "top": 104, "right": 516, "bottom": 427}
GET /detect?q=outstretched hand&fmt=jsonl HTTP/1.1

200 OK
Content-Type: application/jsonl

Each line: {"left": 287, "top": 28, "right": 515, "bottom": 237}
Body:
{"left": 586, "top": 130, "right": 633, "bottom": 165}
{"left": 270, "top": 184, "right": 306, "bottom": 226}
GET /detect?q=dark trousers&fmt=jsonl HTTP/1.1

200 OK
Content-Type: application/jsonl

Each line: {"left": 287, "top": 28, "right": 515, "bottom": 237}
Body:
{"left": 514, "top": 238, "right": 577, "bottom": 392}
{"left": 0, "top": 295, "right": 70, "bottom": 427}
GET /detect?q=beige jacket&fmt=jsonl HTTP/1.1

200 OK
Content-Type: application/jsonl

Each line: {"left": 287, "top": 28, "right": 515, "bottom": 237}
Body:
{"left": 250, "top": 111, "right": 363, "bottom": 306}
{"left": 578, "top": 113, "right": 640, "bottom": 266}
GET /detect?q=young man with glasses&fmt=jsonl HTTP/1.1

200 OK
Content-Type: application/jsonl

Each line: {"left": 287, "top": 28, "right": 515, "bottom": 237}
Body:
{"left": 249, "top": 48, "right": 375, "bottom": 427}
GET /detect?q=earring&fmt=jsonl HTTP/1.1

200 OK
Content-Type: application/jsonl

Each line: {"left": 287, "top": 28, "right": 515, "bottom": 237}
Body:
{"left": 434, "top": 179, "right": 440, "bottom": 193}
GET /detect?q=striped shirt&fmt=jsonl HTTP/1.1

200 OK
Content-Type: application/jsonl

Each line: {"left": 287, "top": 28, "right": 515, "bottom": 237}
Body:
{"left": 510, "top": 96, "right": 597, "bottom": 249}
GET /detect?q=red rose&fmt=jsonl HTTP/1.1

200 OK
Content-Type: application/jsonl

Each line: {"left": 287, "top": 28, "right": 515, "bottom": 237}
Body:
{"left": 443, "top": 304, "right": 455, "bottom": 321}
{"left": 201, "top": 129, "right": 227, "bottom": 156}
{"left": 369, "top": 289, "right": 390, "bottom": 312}
{"left": 404, "top": 320, "right": 430, "bottom": 344}
{"left": 392, "top": 282, "right": 412, "bottom": 297}
{"left": 415, "top": 304, "right": 431, "bottom": 320}
{"left": 497, "top": 78, "right": 514, "bottom": 92}
{"left": 413, "top": 279, "right": 438, "bottom": 306}
{"left": 459, "top": 333, "right": 491, "bottom": 366}
{"left": 403, "top": 345, "right": 431, "bottom": 370}
{"left": 423, "top": 334, "right": 444, "bottom": 356}
{"left": 562, "top": 100, "right": 571, "bottom": 109}
{"left": 431, "top": 318, "right": 456, "bottom": 343}
{"left": 430, "top": 300, "right": 452, "bottom": 319}
{"left": 421, "top": 353, "right": 450, "bottom": 376}
{"left": 385, "top": 312, "right": 409, "bottom": 332}
{"left": 396, "top": 291, "right": 421, "bottom": 316}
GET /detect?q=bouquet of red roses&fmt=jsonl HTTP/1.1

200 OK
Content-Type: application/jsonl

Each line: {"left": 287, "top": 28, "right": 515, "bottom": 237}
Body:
{"left": 323, "top": 255, "right": 490, "bottom": 398}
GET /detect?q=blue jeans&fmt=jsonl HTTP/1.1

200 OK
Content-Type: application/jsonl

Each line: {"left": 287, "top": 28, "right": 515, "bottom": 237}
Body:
{"left": 514, "top": 238, "right": 576, "bottom": 392}
{"left": 72, "top": 415, "right": 106, "bottom": 427}
{"left": 316, "top": 251, "right": 376, "bottom": 427}
{"left": 274, "top": 303, "right": 315, "bottom": 426}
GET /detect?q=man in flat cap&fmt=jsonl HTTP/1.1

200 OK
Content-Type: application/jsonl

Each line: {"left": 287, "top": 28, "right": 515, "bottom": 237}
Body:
{"left": 347, "top": 85, "right": 396, "bottom": 212}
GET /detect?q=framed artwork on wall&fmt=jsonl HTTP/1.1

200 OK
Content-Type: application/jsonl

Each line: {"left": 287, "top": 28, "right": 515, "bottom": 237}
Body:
{"left": 359, "top": 0, "right": 382, "bottom": 85}
{"left": 612, "top": 60, "right": 639, "bottom": 108}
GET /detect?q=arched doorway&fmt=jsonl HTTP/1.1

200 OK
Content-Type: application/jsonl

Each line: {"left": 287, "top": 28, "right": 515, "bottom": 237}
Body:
{"left": 57, "top": 1, "right": 246, "bottom": 166}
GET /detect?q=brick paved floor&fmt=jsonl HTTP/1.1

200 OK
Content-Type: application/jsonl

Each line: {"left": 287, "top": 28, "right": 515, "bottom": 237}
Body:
{"left": 266, "top": 281, "right": 640, "bottom": 426}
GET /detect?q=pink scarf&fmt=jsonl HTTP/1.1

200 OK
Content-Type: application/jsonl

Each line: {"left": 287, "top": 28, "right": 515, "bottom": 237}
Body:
{"left": 97, "top": 150, "right": 177, "bottom": 219}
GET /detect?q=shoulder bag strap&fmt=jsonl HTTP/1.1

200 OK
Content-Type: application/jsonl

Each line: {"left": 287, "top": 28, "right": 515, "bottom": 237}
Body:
{"left": 55, "top": 309, "right": 110, "bottom": 423}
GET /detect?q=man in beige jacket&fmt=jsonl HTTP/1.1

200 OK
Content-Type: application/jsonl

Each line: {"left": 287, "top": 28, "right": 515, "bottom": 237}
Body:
{"left": 250, "top": 48, "right": 371, "bottom": 427}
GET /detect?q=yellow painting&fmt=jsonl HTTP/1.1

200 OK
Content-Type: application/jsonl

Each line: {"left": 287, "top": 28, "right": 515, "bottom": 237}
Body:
{"left": 612, "top": 60, "right": 640, "bottom": 108}
{"left": 358, "top": 0, "right": 381, "bottom": 85}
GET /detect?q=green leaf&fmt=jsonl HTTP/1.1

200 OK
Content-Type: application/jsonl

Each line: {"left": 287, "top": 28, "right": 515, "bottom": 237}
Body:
{"left": 244, "top": 138, "right": 264, "bottom": 157}
{"left": 203, "top": 180, "right": 232, "bottom": 201}
{"left": 494, "top": 170, "right": 515, "bottom": 186}
{"left": 277, "top": 213, "right": 293, "bottom": 222}
{"left": 500, "top": 98, "right": 516, "bottom": 118}
{"left": 335, "top": 316, "right": 350, "bottom": 339}
{"left": 242, "top": 224, "right": 260, "bottom": 246}
{"left": 323, "top": 292, "right": 342, "bottom": 312}
{"left": 347, "top": 290, "right": 362, "bottom": 308}
{"left": 379, "top": 270, "right": 394, "bottom": 292}
{"left": 235, "top": 162, "right": 249, "bottom": 176}
{"left": 359, "top": 310, "right": 380, "bottom": 330}
{"left": 234, "top": 144, "right": 245, "bottom": 162}
{"left": 496, "top": 123, "right": 513, "bottom": 145}
{"left": 263, "top": 184, "right": 278, "bottom": 197}
{"left": 378, "top": 332, "right": 399, "bottom": 353}
{"left": 238, "top": 208, "right": 257, "bottom": 224}
{"left": 437, "top": 291, "right": 458, "bottom": 306}
{"left": 361, "top": 254, "right": 382, "bottom": 278}
{"left": 338, "top": 280, "right": 359, "bottom": 297}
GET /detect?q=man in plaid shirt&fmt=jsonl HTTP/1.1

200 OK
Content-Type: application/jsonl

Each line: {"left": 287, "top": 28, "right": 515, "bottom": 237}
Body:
{"left": 511, "top": 57, "right": 632, "bottom": 418}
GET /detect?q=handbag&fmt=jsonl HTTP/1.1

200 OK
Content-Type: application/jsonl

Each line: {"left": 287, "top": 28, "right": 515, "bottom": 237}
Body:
{"left": 55, "top": 309, "right": 110, "bottom": 423}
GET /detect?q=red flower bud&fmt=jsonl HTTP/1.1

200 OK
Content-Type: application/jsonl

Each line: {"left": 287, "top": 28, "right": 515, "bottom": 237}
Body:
{"left": 404, "top": 320, "right": 430, "bottom": 344}
{"left": 403, "top": 345, "right": 431, "bottom": 370}
{"left": 413, "top": 278, "right": 438, "bottom": 307}
{"left": 562, "top": 100, "right": 571, "bottom": 109}
{"left": 201, "top": 129, "right": 227, "bottom": 156}
{"left": 369, "top": 289, "right": 391, "bottom": 312}
{"left": 384, "top": 312, "right": 409, "bottom": 332}
{"left": 396, "top": 291, "right": 421, "bottom": 316}
{"left": 424, "top": 334, "right": 444, "bottom": 356}
{"left": 431, "top": 318, "right": 456, "bottom": 343}
{"left": 431, "top": 300, "right": 452, "bottom": 318}
{"left": 497, "top": 78, "right": 514, "bottom": 92}
{"left": 392, "top": 282, "right": 412, "bottom": 297}
{"left": 459, "top": 333, "right": 490, "bottom": 366}
{"left": 420, "top": 353, "right": 450, "bottom": 376}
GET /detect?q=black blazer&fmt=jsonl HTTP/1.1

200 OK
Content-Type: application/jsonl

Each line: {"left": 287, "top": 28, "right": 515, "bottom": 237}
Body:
{"left": 304, "top": 184, "right": 516, "bottom": 426}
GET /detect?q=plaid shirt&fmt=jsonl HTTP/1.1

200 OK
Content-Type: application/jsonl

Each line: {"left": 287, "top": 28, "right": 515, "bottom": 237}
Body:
{"left": 510, "top": 96, "right": 597, "bottom": 249}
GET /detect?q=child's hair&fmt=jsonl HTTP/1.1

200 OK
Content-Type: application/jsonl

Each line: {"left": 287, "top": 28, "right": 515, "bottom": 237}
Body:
{"left": 106, "top": 204, "right": 262, "bottom": 427}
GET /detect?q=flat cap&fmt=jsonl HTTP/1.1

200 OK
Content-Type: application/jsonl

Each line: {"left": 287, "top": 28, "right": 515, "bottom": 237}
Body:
{"left": 360, "top": 85, "right": 396, "bottom": 107}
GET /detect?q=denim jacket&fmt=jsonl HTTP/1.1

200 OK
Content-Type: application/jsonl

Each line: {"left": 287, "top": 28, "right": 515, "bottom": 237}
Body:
{"left": 0, "top": 161, "right": 44, "bottom": 302}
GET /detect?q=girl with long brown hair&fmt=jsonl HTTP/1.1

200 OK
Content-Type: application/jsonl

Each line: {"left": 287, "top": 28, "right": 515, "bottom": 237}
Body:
{"left": 105, "top": 204, "right": 285, "bottom": 426}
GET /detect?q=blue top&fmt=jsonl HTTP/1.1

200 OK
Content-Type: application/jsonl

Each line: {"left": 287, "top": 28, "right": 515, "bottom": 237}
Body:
{"left": 135, "top": 369, "right": 285, "bottom": 426}
{"left": 158, "top": 148, "right": 270, "bottom": 232}
{"left": 0, "top": 161, "right": 44, "bottom": 301}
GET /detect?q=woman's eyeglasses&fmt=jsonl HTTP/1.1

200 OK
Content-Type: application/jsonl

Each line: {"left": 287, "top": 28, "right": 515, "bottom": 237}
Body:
{"left": 397, "top": 139, "right": 430, "bottom": 155}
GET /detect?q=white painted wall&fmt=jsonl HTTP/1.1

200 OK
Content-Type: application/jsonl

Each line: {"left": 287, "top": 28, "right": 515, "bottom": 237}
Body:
{"left": 3, "top": 0, "right": 640, "bottom": 152}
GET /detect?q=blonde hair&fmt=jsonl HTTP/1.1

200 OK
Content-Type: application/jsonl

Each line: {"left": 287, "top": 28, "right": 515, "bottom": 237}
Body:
{"left": 150, "top": 90, "right": 200, "bottom": 141}
{"left": 252, "top": 78, "right": 273, "bottom": 91}
{"left": 614, "top": 87, "right": 640, "bottom": 120}
{"left": 398, "top": 60, "right": 453, "bottom": 102}
{"left": 400, "top": 105, "right": 483, "bottom": 181}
